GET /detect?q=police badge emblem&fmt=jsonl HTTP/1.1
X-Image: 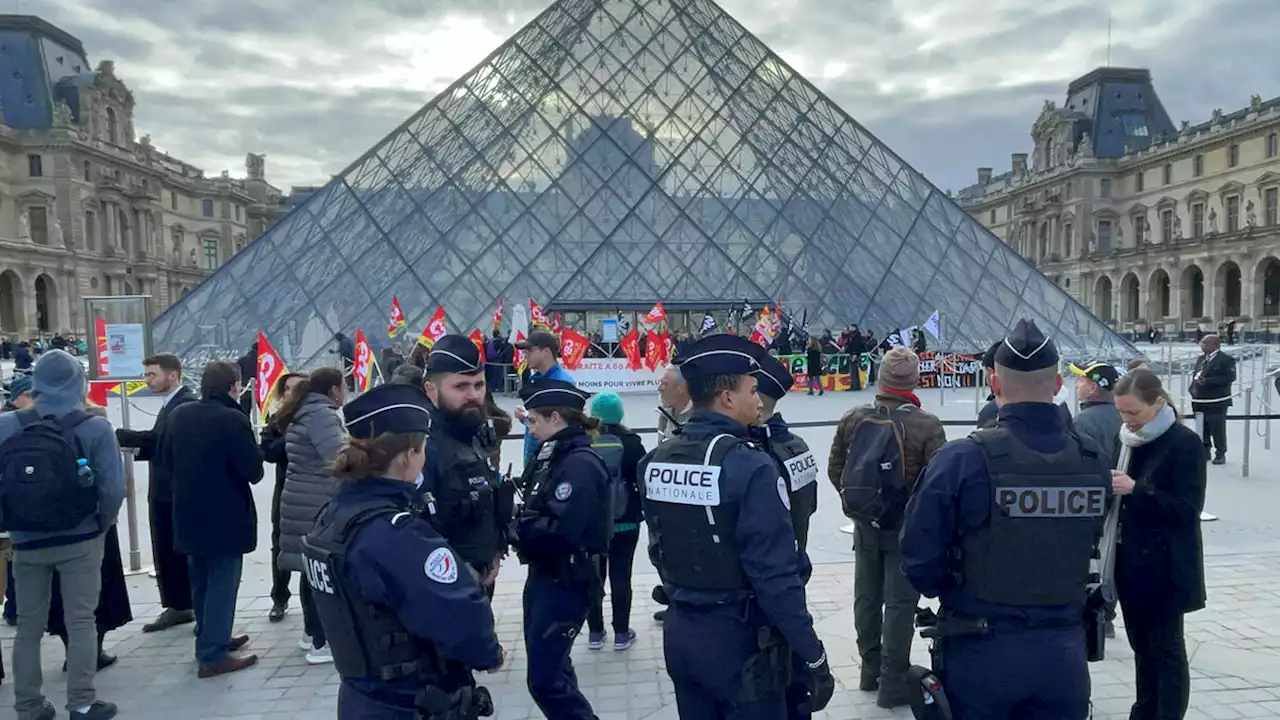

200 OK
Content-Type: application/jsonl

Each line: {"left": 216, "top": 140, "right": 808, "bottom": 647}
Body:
{"left": 537, "top": 441, "right": 557, "bottom": 460}
{"left": 425, "top": 547, "right": 459, "bottom": 584}
{"left": 554, "top": 481, "right": 573, "bottom": 501}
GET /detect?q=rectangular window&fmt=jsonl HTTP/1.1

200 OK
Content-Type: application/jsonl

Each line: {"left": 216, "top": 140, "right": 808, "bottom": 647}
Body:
{"left": 1135, "top": 172, "right": 1145, "bottom": 193}
{"left": 29, "top": 206, "right": 48, "bottom": 244}
{"left": 202, "top": 199, "right": 214, "bottom": 217}
{"left": 1099, "top": 179, "right": 1111, "bottom": 198}
{"left": 83, "top": 161, "right": 91, "bottom": 182}
{"left": 1270, "top": 133, "right": 1278, "bottom": 159}
{"left": 988, "top": 209, "right": 996, "bottom": 224}
{"left": 1162, "top": 164, "right": 1172, "bottom": 185}
{"left": 1097, "top": 220, "right": 1112, "bottom": 252}
{"left": 1193, "top": 155, "right": 1204, "bottom": 177}
{"left": 202, "top": 238, "right": 219, "bottom": 270}
{"left": 1192, "top": 203, "right": 1205, "bottom": 237}
{"left": 235, "top": 205, "right": 242, "bottom": 222}
{"left": 1133, "top": 215, "right": 1147, "bottom": 243}
{"left": 1267, "top": 188, "right": 1278, "bottom": 226}
{"left": 1227, "top": 196, "right": 1240, "bottom": 232}
{"left": 27, "top": 154, "right": 42, "bottom": 177}
{"left": 84, "top": 210, "right": 96, "bottom": 250}
{"left": 170, "top": 192, "right": 178, "bottom": 210}
{"left": 1229, "top": 143, "right": 1240, "bottom": 168}
{"left": 1161, "top": 209, "right": 1173, "bottom": 243}
{"left": 220, "top": 201, "right": 230, "bottom": 219}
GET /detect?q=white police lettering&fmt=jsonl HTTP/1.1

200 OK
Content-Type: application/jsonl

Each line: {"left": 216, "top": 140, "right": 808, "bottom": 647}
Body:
{"left": 645, "top": 462, "right": 721, "bottom": 506}
{"left": 425, "top": 547, "right": 459, "bottom": 584}
{"left": 554, "top": 481, "right": 573, "bottom": 501}
{"left": 776, "top": 476, "right": 791, "bottom": 510}
{"left": 304, "top": 557, "right": 335, "bottom": 595}
{"left": 996, "top": 487, "right": 1106, "bottom": 517}
{"left": 784, "top": 451, "right": 819, "bottom": 492}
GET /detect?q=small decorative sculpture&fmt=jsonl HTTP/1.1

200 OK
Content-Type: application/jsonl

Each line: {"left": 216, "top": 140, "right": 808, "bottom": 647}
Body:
{"left": 1251, "top": 94, "right": 1263, "bottom": 112}
{"left": 1173, "top": 215, "right": 1183, "bottom": 242}
{"left": 18, "top": 211, "right": 30, "bottom": 239}
{"left": 1247, "top": 200, "right": 1257, "bottom": 228}
{"left": 1180, "top": 120, "right": 1191, "bottom": 133}
{"left": 51, "top": 219, "right": 63, "bottom": 246}
{"left": 188, "top": 247, "right": 196, "bottom": 266}
{"left": 1078, "top": 133, "right": 1094, "bottom": 158}
{"left": 52, "top": 101, "right": 73, "bottom": 127}
{"left": 1209, "top": 208, "right": 1219, "bottom": 234}
{"left": 1142, "top": 220, "right": 1151, "bottom": 245}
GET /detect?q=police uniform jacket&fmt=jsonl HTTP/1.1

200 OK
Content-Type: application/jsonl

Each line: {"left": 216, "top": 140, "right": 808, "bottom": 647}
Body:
{"left": 758, "top": 413, "right": 816, "bottom": 578}
{"left": 513, "top": 426, "right": 611, "bottom": 570}
{"left": 900, "top": 403, "right": 1109, "bottom": 626}
{"left": 422, "top": 418, "right": 508, "bottom": 572}
{"left": 645, "top": 411, "right": 823, "bottom": 665}
{"left": 328, "top": 478, "right": 502, "bottom": 710}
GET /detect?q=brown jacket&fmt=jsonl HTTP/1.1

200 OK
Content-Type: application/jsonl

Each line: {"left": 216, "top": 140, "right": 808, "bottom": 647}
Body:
{"left": 827, "top": 392, "right": 947, "bottom": 493}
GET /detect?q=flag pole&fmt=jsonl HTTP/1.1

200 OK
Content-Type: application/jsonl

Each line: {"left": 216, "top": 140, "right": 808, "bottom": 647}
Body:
{"left": 938, "top": 312, "right": 946, "bottom": 407}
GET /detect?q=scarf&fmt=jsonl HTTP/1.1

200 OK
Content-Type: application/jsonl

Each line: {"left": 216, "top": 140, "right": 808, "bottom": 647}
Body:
{"left": 1119, "top": 404, "right": 1176, "bottom": 448}
{"left": 880, "top": 387, "right": 921, "bottom": 407}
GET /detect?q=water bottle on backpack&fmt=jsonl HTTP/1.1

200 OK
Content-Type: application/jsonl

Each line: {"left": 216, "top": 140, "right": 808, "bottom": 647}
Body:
{"left": 77, "top": 458, "right": 94, "bottom": 487}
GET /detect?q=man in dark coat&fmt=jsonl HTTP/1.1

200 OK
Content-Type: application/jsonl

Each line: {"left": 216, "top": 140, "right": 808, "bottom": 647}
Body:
{"left": 332, "top": 333, "right": 356, "bottom": 391}
{"left": 1190, "top": 334, "right": 1236, "bottom": 465}
{"left": 160, "top": 360, "right": 264, "bottom": 678}
{"left": 116, "top": 353, "right": 197, "bottom": 632}
{"left": 235, "top": 342, "right": 257, "bottom": 417}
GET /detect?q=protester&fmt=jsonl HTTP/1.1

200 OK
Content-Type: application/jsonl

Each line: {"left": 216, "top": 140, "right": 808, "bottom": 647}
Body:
{"left": 260, "top": 371, "right": 308, "bottom": 622}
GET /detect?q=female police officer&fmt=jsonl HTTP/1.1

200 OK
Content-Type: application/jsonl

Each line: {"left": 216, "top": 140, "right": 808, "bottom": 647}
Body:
{"left": 511, "top": 379, "right": 611, "bottom": 720}
{"left": 301, "top": 383, "right": 505, "bottom": 720}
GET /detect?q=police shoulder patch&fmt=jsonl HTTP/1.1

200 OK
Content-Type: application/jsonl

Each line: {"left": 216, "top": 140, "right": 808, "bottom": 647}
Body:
{"left": 776, "top": 476, "right": 791, "bottom": 510}
{"left": 554, "top": 481, "right": 573, "bottom": 501}
{"left": 424, "top": 547, "right": 459, "bottom": 584}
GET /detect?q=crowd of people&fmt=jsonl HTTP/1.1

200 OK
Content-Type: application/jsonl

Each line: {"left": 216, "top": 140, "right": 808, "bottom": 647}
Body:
{"left": 0, "top": 320, "right": 1226, "bottom": 720}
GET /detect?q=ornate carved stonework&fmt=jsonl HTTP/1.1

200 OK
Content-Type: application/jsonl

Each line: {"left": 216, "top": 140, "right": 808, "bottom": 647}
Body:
{"left": 51, "top": 101, "right": 73, "bottom": 128}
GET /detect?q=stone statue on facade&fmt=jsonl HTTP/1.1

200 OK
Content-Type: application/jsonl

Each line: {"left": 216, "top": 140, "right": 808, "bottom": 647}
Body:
{"left": 1116, "top": 224, "right": 1124, "bottom": 245}
{"left": 50, "top": 219, "right": 63, "bottom": 247}
{"left": 52, "top": 101, "right": 73, "bottom": 128}
{"left": 1078, "top": 133, "right": 1094, "bottom": 158}
{"left": 1247, "top": 200, "right": 1257, "bottom": 229}
{"left": 17, "top": 210, "right": 29, "bottom": 240}
{"left": 1180, "top": 120, "right": 1191, "bottom": 133}
{"left": 1209, "top": 207, "right": 1219, "bottom": 234}
{"left": 245, "top": 153, "right": 265, "bottom": 180}
{"left": 1252, "top": 94, "right": 1263, "bottom": 112}
{"left": 188, "top": 248, "right": 196, "bottom": 266}
{"left": 1173, "top": 214, "right": 1183, "bottom": 242}
{"left": 1142, "top": 219, "right": 1151, "bottom": 245}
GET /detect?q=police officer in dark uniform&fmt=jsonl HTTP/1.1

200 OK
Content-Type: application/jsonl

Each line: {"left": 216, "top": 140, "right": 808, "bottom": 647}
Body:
{"left": 641, "top": 334, "right": 834, "bottom": 719}
{"left": 511, "top": 379, "right": 611, "bottom": 720}
{"left": 751, "top": 351, "right": 822, "bottom": 720}
{"left": 901, "top": 319, "right": 1111, "bottom": 719}
{"left": 301, "top": 384, "right": 504, "bottom": 720}
{"left": 421, "top": 335, "right": 515, "bottom": 599}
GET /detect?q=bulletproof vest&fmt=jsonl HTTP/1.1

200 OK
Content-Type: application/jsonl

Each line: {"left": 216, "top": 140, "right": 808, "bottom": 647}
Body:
{"left": 765, "top": 425, "right": 818, "bottom": 539}
{"left": 518, "top": 439, "right": 611, "bottom": 563}
{"left": 301, "top": 498, "right": 448, "bottom": 686}
{"left": 641, "top": 433, "right": 748, "bottom": 591}
{"left": 426, "top": 430, "right": 501, "bottom": 568}
{"left": 959, "top": 427, "right": 1109, "bottom": 607}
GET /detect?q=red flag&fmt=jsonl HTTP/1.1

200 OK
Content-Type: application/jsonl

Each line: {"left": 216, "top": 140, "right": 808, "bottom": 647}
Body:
{"left": 560, "top": 328, "right": 590, "bottom": 371}
{"left": 93, "top": 314, "right": 110, "bottom": 376}
{"left": 468, "top": 329, "right": 487, "bottom": 363}
{"left": 619, "top": 328, "right": 642, "bottom": 371}
{"left": 644, "top": 330, "right": 664, "bottom": 371}
{"left": 387, "top": 297, "right": 406, "bottom": 338}
{"left": 256, "top": 332, "right": 288, "bottom": 423}
{"left": 748, "top": 307, "right": 773, "bottom": 348}
{"left": 492, "top": 297, "right": 504, "bottom": 332}
{"left": 513, "top": 330, "right": 528, "bottom": 372}
{"left": 643, "top": 302, "right": 667, "bottom": 325}
{"left": 417, "top": 306, "right": 447, "bottom": 348}
{"left": 551, "top": 312, "right": 563, "bottom": 336}
{"left": 353, "top": 329, "right": 373, "bottom": 392}
{"left": 661, "top": 330, "right": 674, "bottom": 364}
{"left": 530, "top": 300, "right": 549, "bottom": 329}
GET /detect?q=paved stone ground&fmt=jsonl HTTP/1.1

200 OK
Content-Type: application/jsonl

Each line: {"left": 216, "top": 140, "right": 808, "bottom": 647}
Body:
{"left": 2, "top": 384, "right": 1280, "bottom": 719}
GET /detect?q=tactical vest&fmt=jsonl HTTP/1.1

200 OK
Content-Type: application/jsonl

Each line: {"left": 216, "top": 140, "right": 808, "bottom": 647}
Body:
{"left": 426, "top": 430, "right": 501, "bottom": 568}
{"left": 301, "top": 498, "right": 449, "bottom": 687}
{"left": 517, "top": 438, "right": 611, "bottom": 570}
{"left": 765, "top": 425, "right": 819, "bottom": 544}
{"left": 959, "top": 427, "right": 1109, "bottom": 607}
{"left": 641, "top": 433, "right": 748, "bottom": 591}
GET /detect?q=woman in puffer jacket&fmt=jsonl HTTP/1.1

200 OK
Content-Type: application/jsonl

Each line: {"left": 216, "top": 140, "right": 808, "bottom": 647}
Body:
{"left": 275, "top": 366, "right": 347, "bottom": 665}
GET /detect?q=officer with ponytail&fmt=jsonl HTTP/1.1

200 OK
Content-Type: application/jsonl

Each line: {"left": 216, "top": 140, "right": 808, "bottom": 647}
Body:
{"left": 301, "top": 384, "right": 504, "bottom": 720}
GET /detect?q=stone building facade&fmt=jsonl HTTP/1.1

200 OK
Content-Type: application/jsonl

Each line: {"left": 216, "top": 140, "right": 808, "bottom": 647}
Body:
{"left": 0, "top": 15, "right": 286, "bottom": 338}
{"left": 957, "top": 67, "right": 1280, "bottom": 341}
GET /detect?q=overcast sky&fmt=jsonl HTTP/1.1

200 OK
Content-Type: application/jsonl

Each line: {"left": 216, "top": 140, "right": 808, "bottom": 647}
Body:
{"left": 38, "top": 0, "right": 1279, "bottom": 196}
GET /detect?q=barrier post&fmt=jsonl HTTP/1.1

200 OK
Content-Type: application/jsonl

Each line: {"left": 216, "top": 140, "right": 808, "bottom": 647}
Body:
{"left": 119, "top": 393, "right": 142, "bottom": 573}
{"left": 938, "top": 351, "right": 946, "bottom": 407}
{"left": 974, "top": 366, "right": 982, "bottom": 415}
{"left": 1265, "top": 346, "right": 1272, "bottom": 451}
{"left": 1243, "top": 388, "right": 1253, "bottom": 479}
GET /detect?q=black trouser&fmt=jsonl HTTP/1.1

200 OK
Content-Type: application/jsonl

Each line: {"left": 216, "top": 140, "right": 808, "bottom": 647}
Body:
{"left": 1200, "top": 410, "right": 1227, "bottom": 456}
{"left": 269, "top": 478, "right": 293, "bottom": 608}
{"left": 299, "top": 581, "right": 326, "bottom": 648}
{"left": 1122, "top": 607, "right": 1189, "bottom": 720}
{"left": 587, "top": 528, "right": 640, "bottom": 635}
{"left": 149, "top": 498, "right": 192, "bottom": 611}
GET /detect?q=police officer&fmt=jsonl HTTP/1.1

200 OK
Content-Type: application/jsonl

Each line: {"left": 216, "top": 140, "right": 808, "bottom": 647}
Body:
{"left": 511, "top": 379, "right": 611, "bottom": 720}
{"left": 900, "top": 319, "right": 1111, "bottom": 719}
{"left": 641, "top": 334, "right": 834, "bottom": 719}
{"left": 301, "top": 383, "right": 504, "bottom": 720}
{"left": 421, "top": 335, "right": 514, "bottom": 599}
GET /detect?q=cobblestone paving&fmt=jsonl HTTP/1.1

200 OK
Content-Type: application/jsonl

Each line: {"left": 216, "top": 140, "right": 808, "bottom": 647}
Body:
{"left": 1, "top": 387, "right": 1278, "bottom": 718}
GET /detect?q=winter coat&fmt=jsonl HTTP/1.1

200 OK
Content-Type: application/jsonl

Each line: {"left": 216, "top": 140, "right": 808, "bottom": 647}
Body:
{"left": 278, "top": 393, "right": 345, "bottom": 572}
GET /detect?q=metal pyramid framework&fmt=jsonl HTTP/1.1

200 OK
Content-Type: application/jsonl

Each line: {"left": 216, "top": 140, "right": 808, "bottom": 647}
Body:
{"left": 153, "top": 0, "right": 1138, "bottom": 367}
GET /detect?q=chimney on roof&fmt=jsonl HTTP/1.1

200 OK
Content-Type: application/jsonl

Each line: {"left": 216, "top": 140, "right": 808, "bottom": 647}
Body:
{"left": 1012, "top": 153, "right": 1028, "bottom": 174}
{"left": 978, "top": 167, "right": 993, "bottom": 185}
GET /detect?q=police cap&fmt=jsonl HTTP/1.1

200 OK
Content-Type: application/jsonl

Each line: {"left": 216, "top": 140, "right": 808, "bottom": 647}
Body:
{"left": 427, "top": 334, "right": 482, "bottom": 375}
{"left": 1069, "top": 361, "right": 1120, "bottom": 391}
{"left": 981, "top": 340, "right": 1001, "bottom": 371}
{"left": 343, "top": 383, "right": 433, "bottom": 439}
{"left": 519, "top": 378, "right": 591, "bottom": 411}
{"left": 753, "top": 352, "right": 794, "bottom": 400}
{"left": 994, "top": 318, "right": 1059, "bottom": 372}
{"left": 677, "top": 334, "right": 761, "bottom": 380}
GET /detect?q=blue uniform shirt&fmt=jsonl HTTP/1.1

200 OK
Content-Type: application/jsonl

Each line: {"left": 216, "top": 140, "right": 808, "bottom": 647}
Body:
{"left": 664, "top": 411, "right": 823, "bottom": 665}
{"left": 516, "top": 427, "right": 611, "bottom": 557}
{"left": 335, "top": 478, "right": 502, "bottom": 706}
{"left": 901, "top": 402, "right": 1084, "bottom": 625}
{"left": 521, "top": 364, "right": 575, "bottom": 463}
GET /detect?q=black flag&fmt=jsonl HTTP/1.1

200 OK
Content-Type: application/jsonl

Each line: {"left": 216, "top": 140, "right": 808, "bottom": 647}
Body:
{"left": 700, "top": 314, "right": 718, "bottom": 333}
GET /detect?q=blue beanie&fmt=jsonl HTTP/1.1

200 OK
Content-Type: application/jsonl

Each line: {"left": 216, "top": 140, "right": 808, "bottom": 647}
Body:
{"left": 590, "top": 391, "right": 625, "bottom": 425}
{"left": 6, "top": 375, "right": 32, "bottom": 398}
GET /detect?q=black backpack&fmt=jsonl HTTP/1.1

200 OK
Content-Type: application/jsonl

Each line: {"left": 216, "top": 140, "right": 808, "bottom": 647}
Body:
{"left": 838, "top": 405, "right": 911, "bottom": 530}
{"left": 591, "top": 432, "right": 628, "bottom": 522}
{"left": 0, "top": 409, "right": 97, "bottom": 533}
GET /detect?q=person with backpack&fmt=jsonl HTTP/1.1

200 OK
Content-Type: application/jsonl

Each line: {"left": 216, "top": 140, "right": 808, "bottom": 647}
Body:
{"left": 584, "top": 391, "right": 645, "bottom": 652}
{"left": 1, "top": 349, "right": 124, "bottom": 720}
{"left": 828, "top": 346, "right": 945, "bottom": 709}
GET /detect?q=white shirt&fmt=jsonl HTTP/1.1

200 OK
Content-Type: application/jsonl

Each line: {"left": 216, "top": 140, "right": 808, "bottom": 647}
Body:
{"left": 162, "top": 387, "right": 182, "bottom": 407}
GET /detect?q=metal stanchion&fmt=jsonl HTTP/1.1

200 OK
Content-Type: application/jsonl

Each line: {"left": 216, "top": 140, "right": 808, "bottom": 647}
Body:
{"left": 1265, "top": 347, "right": 1272, "bottom": 451}
{"left": 1243, "top": 388, "right": 1252, "bottom": 479}
{"left": 119, "top": 394, "right": 143, "bottom": 573}
{"left": 938, "top": 351, "right": 947, "bottom": 407}
{"left": 974, "top": 366, "right": 982, "bottom": 415}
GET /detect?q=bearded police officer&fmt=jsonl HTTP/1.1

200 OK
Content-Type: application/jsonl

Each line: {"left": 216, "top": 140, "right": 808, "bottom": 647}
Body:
{"left": 751, "top": 350, "right": 822, "bottom": 720}
{"left": 421, "top": 335, "right": 514, "bottom": 598}
{"left": 641, "top": 334, "right": 834, "bottom": 719}
{"left": 511, "top": 379, "right": 611, "bottom": 720}
{"left": 301, "top": 383, "right": 504, "bottom": 720}
{"left": 900, "top": 319, "right": 1111, "bottom": 719}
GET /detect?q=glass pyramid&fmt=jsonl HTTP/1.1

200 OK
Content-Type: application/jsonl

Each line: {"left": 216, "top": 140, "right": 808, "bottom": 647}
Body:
{"left": 153, "top": 0, "right": 1138, "bottom": 369}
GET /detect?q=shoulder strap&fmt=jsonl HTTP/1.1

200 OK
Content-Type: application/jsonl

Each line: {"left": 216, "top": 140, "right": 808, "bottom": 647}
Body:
{"left": 14, "top": 408, "right": 40, "bottom": 429}
{"left": 332, "top": 498, "right": 405, "bottom": 543}
{"left": 705, "top": 433, "right": 740, "bottom": 466}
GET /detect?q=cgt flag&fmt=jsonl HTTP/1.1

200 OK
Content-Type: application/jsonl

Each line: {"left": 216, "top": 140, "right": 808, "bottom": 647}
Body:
{"left": 620, "top": 327, "right": 642, "bottom": 370}
{"left": 492, "top": 297, "right": 504, "bottom": 332}
{"left": 560, "top": 328, "right": 590, "bottom": 371}
{"left": 513, "top": 329, "right": 528, "bottom": 373}
{"left": 643, "top": 302, "right": 667, "bottom": 325}
{"left": 417, "top": 306, "right": 447, "bottom": 348}
{"left": 387, "top": 296, "right": 406, "bottom": 338}
{"left": 468, "top": 329, "right": 487, "bottom": 363}
{"left": 353, "top": 329, "right": 374, "bottom": 392}
{"left": 551, "top": 312, "right": 564, "bottom": 336}
{"left": 529, "top": 300, "right": 549, "bottom": 329}
{"left": 255, "top": 332, "right": 288, "bottom": 424}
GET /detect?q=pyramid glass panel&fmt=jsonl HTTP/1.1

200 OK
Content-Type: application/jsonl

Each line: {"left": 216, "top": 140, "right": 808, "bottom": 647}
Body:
{"left": 156, "top": 0, "right": 1138, "bottom": 369}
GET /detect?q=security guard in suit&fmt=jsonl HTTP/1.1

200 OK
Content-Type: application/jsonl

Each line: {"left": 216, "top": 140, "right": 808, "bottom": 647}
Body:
{"left": 301, "top": 383, "right": 504, "bottom": 720}
{"left": 641, "top": 334, "right": 834, "bottom": 719}
{"left": 511, "top": 379, "right": 611, "bottom": 720}
{"left": 750, "top": 351, "right": 821, "bottom": 720}
{"left": 900, "top": 319, "right": 1111, "bottom": 719}
{"left": 421, "top": 335, "right": 515, "bottom": 598}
